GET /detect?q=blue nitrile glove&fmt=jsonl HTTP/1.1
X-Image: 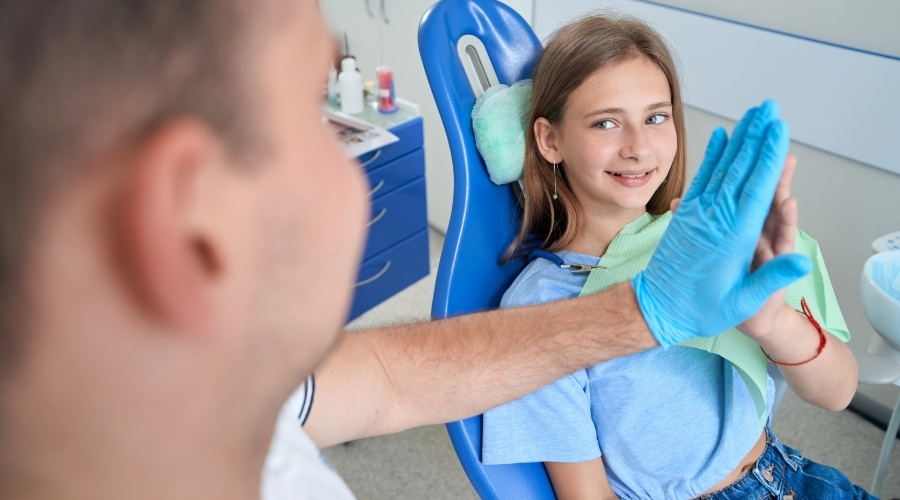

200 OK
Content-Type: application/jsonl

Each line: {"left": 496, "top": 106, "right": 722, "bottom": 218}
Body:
{"left": 631, "top": 100, "right": 812, "bottom": 349}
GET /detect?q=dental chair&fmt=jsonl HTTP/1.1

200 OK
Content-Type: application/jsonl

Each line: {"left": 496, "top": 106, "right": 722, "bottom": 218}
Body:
{"left": 419, "top": 0, "right": 552, "bottom": 498}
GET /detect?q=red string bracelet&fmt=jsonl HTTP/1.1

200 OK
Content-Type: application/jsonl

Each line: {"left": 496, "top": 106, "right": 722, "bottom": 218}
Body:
{"left": 761, "top": 297, "right": 827, "bottom": 366}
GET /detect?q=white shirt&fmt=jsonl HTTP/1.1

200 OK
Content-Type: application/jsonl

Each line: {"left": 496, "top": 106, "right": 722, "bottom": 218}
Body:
{"left": 261, "top": 380, "right": 355, "bottom": 500}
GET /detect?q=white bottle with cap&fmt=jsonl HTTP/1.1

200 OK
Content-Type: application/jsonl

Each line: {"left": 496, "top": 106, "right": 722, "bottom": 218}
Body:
{"left": 338, "top": 57, "right": 364, "bottom": 114}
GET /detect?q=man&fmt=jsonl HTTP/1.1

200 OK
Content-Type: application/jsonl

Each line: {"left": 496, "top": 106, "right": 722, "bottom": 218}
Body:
{"left": 0, "top": 1, "right": 807, "bottom": 498}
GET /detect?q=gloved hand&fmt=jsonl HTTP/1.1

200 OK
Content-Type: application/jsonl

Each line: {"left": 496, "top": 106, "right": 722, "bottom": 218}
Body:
{"left": 632, "top": 99, "right": 812, "bottom": 349}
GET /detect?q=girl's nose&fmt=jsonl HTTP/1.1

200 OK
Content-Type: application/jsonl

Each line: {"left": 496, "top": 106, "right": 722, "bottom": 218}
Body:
{"left": 620, "top": 126, "right": 652, "bottom": 162}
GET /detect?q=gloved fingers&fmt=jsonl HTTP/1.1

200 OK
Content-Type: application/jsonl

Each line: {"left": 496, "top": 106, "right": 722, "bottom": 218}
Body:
{"left": 737, "top": 253, "right": 811, "bottom": 309}
{"left": 726, "top": 100, "right": 777, "bottom": 171}
{"left": 682, "top": 126, "right": 727, "bottom": 203}
{"left": 701, "top": 104, "right": 761, "bottom": 199}
{"left": 737, "top": 120, "right": 791, "bottom": 218}
{"left": 719, "top": 106, "right": 785, "bottom": 210}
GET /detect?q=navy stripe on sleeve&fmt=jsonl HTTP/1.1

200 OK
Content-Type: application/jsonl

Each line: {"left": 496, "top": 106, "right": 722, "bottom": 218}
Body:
{"left": 297, "top": 374, "right": 315, "bottom": 426}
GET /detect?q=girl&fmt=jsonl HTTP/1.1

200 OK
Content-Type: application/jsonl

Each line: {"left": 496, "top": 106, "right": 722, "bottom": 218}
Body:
{"left": 480, "top": 13, "right": 869, "bottom": 500}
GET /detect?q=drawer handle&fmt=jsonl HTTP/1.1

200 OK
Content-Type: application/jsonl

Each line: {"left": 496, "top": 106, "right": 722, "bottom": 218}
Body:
{"left": 359, "top": 149, "right": 382, "bottom": 168}
{"left": 354, "top": 260, "right": 391, "bottom": 288}
{"left": 366, "top": 207, "right": 387, "bottom": 227}
{"left": 368, "top": 179, "right": 386, "bottom": 197}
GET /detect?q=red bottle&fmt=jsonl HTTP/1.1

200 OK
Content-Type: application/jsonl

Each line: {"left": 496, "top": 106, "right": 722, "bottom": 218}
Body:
{"left": 376, "top": 65, "right": 398, "bottom": 114}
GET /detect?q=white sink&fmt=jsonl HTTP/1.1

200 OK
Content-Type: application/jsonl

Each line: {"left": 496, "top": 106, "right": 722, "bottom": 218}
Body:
{"left": 862, "top": 251, "right": 900, "bottom": 350}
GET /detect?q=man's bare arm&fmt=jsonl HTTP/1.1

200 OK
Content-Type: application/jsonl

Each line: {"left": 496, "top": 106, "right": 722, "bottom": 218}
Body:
{"left": 305, "top": 282, "right": 653, "bottom": 448}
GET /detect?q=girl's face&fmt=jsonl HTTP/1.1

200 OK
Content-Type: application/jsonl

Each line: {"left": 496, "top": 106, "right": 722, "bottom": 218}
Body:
{"left": 549, "top": 56, "right": 677, "bottom": 217}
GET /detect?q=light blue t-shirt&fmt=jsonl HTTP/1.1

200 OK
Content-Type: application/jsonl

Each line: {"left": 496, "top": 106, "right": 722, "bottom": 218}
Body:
{"left": 482, "top": 250, "right": 774, "bottom": 500}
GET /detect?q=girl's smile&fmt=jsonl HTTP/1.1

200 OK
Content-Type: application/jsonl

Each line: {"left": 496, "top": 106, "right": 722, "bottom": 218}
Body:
{"left": 606, "top": 167, "right": 658, "bottom": 187}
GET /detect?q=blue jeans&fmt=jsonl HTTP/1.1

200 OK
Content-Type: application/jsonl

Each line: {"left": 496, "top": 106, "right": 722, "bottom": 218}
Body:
{"left": 700, "top": 429, "right": 878, "bottom": 499}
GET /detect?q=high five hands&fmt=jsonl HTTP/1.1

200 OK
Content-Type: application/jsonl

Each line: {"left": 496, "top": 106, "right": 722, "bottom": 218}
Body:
{"left": 633, "top": 100, "right": 812, "bottom": 348}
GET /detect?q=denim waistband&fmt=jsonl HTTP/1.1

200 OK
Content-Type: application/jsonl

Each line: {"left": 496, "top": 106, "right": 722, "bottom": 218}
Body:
{"left": 699, "top": 428, "right": 805, "bottom": 499}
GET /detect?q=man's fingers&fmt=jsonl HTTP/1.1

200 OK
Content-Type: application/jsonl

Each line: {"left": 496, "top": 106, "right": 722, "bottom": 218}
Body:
{"left": 737, "top": 119, "right": 791, "bottom": 218}
{"left": 739, "top": 253, "right": 811, "bottom": 308}
{"left": 701, "top": 104, "right": 761, "bottom": 199}
{"left": 718, "top": 101, "right": 780, "bottom": 205}
{"left": 683, "top": 127, "right": 727, "bottom": 203}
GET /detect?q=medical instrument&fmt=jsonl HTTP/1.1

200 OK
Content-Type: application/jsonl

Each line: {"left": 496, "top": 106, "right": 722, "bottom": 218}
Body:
{"left": 527, "top": 249, "right": 606, "bottom": 273}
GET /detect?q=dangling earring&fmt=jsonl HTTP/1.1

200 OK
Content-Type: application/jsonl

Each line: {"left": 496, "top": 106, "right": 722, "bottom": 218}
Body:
{"left": 552, "top": 163, "right": 559, "bottom": 200}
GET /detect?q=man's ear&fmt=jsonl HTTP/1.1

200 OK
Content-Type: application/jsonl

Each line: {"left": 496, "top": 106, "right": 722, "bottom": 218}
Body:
{"left": 116, "top": 120, "right": 227, "bottom": 334}
{"left": 533, "top": 117, "right": 563, "bottom": 164}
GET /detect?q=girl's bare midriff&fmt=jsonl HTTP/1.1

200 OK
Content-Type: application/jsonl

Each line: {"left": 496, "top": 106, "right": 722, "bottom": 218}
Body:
{"left": 695, "top": 430, "right": 767, "bottom": 498}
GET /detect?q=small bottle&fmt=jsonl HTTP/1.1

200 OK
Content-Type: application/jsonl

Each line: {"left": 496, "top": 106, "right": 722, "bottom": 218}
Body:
{"left": 326, "top": 65, "right": 339, "bottom": 105}
{"left": 376, "top": 65, "right": 398, "bottom": 114}
{"left": 338, "top": 57, "right": 363, "bottom": 114}
{"left": 363, "top": 80, "right": 378, "bottom": 108}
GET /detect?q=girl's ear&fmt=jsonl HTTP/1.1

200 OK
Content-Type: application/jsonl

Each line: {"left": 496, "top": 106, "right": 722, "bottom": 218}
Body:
{"left": 533, "top": 117, "right": 563, "bottom": 164}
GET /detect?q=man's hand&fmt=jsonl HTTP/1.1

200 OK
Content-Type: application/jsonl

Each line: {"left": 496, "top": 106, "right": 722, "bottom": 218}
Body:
{"left": 632, "top": 100, "right": 811, "bottom": 348}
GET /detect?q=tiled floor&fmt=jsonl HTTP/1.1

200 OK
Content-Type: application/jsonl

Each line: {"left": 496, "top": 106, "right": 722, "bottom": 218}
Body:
{"left": 324, "top": 228, "right": 900, "bottom": 499}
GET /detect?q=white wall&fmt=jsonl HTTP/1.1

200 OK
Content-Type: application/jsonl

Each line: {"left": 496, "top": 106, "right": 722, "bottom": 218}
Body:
{"left": 653, "top": 0, "right": 900, "bottom": 58}
{"left": 501, "top": 0, "right": 533, "bottom": 24}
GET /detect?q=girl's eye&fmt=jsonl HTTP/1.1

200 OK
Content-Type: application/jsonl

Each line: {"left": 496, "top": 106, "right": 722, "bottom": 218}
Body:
{"left": 593, "top": 119, "right": 615, "bottom": 130}
{"left": 646, "top": 113, "right": 668, "bottom": 125}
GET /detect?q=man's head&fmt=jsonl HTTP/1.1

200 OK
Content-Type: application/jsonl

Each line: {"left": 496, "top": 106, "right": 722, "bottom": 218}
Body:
{"left": 0, "top": 0, "right": 366, "bottom": 495}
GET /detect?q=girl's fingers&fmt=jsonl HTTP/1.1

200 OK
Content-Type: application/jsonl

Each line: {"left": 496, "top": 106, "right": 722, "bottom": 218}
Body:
{"left": 669, "top": 197, "right": 682, "bottom": 213}
{"left": 774, "top": 197, "right": 798, "bottom": 255}
{"left": 775, "top": 154, "right": 797, "bottom": 205}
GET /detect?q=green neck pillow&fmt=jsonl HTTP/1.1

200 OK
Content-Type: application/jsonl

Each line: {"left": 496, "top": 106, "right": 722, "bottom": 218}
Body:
{"left": 471, "top": 80, "right": 532, "bottom": 185}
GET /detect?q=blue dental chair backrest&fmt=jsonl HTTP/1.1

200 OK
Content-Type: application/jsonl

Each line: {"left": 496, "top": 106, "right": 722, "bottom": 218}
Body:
{"left": 419, "top": 0, "right": 553, "bottom": 498}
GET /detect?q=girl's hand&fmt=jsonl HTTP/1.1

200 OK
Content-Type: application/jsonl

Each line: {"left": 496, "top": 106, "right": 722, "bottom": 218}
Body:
{"left": 729, "top": 153, "right": 857, "bottom": 411}
{"left": 738, "top": 154, "right": 798, "bottom": 342}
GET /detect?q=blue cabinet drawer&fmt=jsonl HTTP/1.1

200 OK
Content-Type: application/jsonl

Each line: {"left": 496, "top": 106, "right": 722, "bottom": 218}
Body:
{"left": 348, "top": 229, "right": 430, "bottom": 321}
{"left": 366, "top": 148, "right": 425, "bottom": 201}
{"left": 357, "top": 117, "right": 423, "bottom": 172}
{"left": 363, "top": 177, "right": 427, "bottom": 260}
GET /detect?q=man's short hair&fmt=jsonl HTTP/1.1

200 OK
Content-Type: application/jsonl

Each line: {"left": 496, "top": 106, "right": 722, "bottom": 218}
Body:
{"left": 0, "top": 0, "right": 269, "bottom": 373}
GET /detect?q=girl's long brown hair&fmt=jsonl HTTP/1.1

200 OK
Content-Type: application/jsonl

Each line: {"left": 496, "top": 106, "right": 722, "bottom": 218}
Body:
{"left": 510, "top": 13, "right": 687, "bottom": 257}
